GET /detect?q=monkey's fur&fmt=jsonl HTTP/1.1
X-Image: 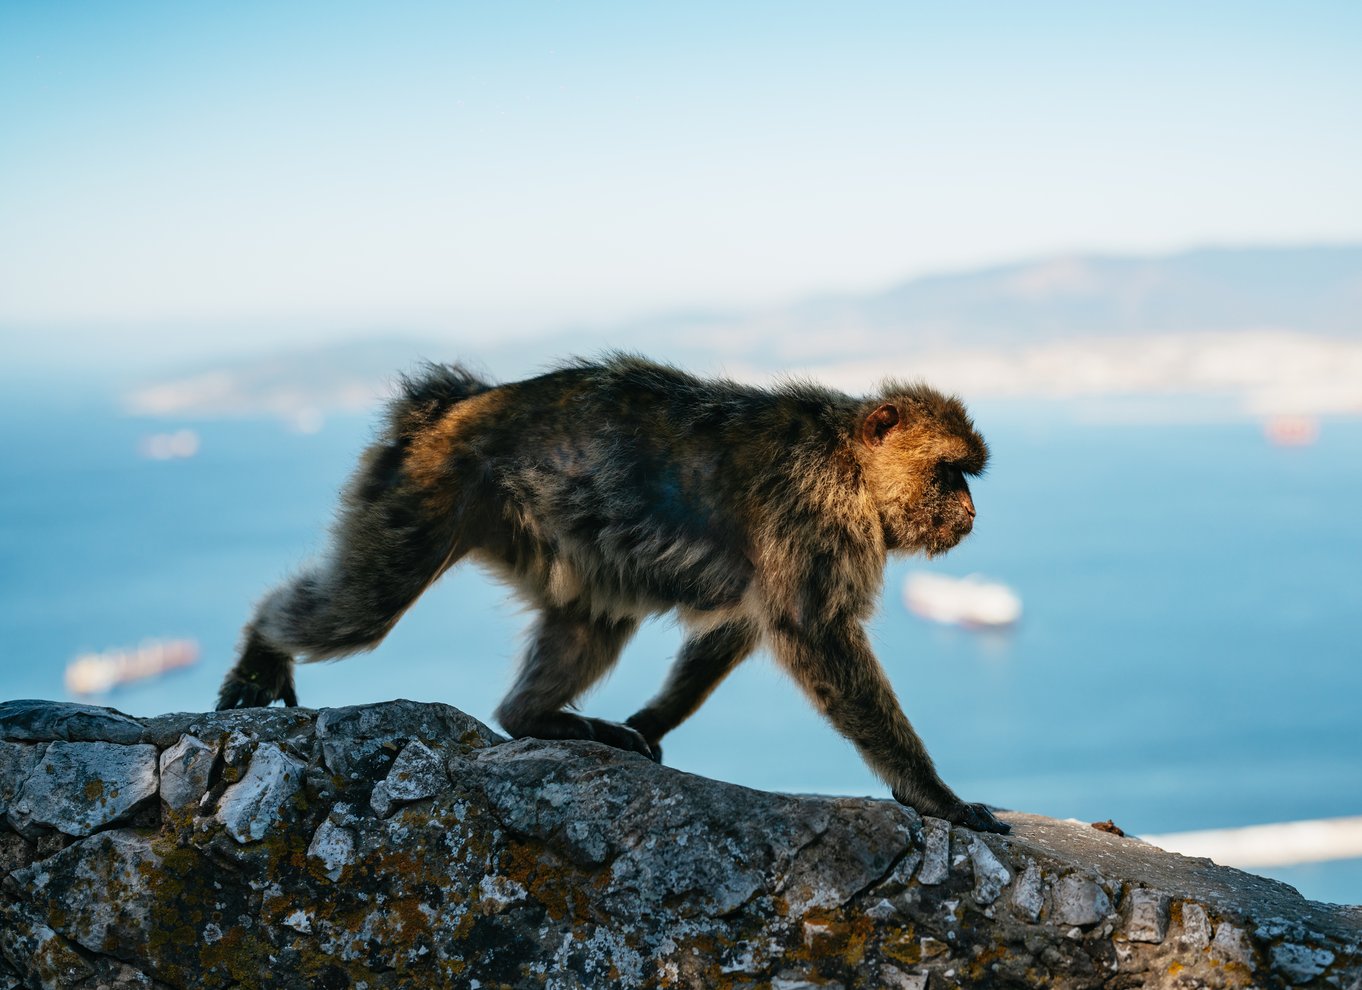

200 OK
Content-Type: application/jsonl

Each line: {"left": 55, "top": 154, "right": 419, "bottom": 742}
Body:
{"left": 217, "top": 354, "right": 1008, "bottom": 834}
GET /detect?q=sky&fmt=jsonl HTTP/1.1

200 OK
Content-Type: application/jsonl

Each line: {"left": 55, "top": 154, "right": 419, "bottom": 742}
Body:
{"left": 2, "top": 1, "right": 1360, "bottom": 367}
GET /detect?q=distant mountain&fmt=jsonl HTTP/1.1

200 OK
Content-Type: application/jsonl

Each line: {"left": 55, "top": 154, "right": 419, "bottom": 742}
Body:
{"left": 123, "top": 244, "right": 1362, "bottom": 420}
{"left": 610, "top": 244, "right": 1362, "bottom": 368}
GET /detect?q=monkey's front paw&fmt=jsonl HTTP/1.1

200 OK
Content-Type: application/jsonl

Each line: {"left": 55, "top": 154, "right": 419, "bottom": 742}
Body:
{"left": 583, "top": 717, "right": 662, "bottom": 763}
{"left": 949, "top": 801, "right": 1011, "bottom": 835}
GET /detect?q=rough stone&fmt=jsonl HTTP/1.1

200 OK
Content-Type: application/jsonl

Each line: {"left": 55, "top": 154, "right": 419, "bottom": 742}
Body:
{"left": 369, "top": 739, "right": 447, "bottom": 817}
{"left": 1009, "top": 857, "right": 1045, "bottom": 921}
{"left": 1178, "top": 900, "right": 1212, "bottom": 948}
{"left": 1270, "top": 940, "right": 1335, "bottom": 982}
{"left": 967, "top": 835, "right": 1010, "bottom": 905}
{"left": 0, "top": 699, "right": 1357, "bottom": 990}
{"left": 1211, "top": 921, "right": 1254, "bottom": 965}
{"left": 1122, "top": 887, "right": 1170, "bottom": 943}
{"left": 306, "top": 817, "right": 357, "bottom": 880}
{"left": 880, "top": 965, "right": 929, "bottom": 990}
{"left": 9, "top": 741, "right": 158, "bottom": 837}
{"left": 917, "top": 815, "right": 950, "bottom": 884}
{"left": 1050, "top": 874, "right": 1112, "bottom": 928}
{"left": 215, "top": 741, "right": 305, "bottom": 842}
{"left": 0, "top": 699, "right": 143, "bottom": 744}
{"left": 0, "top": 740, "right": 42, "bottom": 819}
{"left": 158, "top": 734, "right": 217, "bottom": 810}
{"left": 12, "top": 829, "right": 162, "bottom": 955}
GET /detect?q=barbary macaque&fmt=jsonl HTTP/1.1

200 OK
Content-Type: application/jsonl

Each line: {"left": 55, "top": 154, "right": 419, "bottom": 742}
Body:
{"left": 217, "top": 354, "right": 1007, "bottom": 833}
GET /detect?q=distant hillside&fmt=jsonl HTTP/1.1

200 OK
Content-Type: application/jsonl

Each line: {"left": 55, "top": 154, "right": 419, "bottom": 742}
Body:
{"left": 614, "top": 244, "right": 1362, "bottom": 367}
{"left": 123, "top": 244, "right": 1362, "bottom": 420}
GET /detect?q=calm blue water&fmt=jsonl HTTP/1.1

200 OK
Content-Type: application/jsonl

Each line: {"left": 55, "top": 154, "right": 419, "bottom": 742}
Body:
{"left": 1, "top": 397, "right": 1359, "bottom": 904}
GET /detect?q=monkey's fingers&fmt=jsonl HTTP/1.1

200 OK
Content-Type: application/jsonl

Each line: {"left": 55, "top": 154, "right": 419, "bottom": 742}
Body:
{"left": 215, "top": 669, "right": 299, "bottom": 710}
{"left": 581, "top": 717, "right": 659, "bottom": 762}
{"left": 952, "top": 801, "right": 1011, "bottom": 835}
{"left": 215, "top": 677, "right": 277, "bottom": 711}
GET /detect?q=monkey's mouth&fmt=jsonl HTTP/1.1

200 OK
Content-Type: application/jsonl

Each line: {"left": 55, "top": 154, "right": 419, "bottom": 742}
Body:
{"left": 923, "top": 520, "right": 971, "bottom": 557}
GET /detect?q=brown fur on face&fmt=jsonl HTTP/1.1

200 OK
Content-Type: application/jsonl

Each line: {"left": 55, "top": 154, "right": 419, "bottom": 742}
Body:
{"left": 860, "top": 385, "right": 988, "bottom": 555}
{"left": 216, "top": 354, "right": 1010, "bottom": 835}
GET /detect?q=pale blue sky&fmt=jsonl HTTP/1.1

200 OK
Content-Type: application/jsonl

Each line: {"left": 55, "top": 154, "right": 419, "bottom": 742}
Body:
{"left": 2, "top": 2, "right": 1359, "bottom": 363}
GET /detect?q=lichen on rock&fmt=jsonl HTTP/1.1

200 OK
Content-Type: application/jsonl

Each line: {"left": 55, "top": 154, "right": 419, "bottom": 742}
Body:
{"left": 1, "top": 697, "right": 1358, "bottom": 989}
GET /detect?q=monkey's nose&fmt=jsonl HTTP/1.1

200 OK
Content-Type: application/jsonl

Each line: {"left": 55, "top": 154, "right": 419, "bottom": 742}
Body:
{"left": 959, "top": 492, "right": 976, "bottom": 518}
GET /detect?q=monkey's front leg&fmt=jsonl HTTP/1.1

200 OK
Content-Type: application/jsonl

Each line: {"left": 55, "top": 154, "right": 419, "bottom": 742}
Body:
{"left": 771, "top": 616, "right": 1009, "bottom": 835}
{"left": 625, "top": 620, "right": 761, "bottom": 758}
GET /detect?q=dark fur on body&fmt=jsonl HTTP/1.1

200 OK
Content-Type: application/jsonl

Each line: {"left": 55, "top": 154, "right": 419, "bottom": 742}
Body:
{"left": 218, "top": 354, "right": 1007, "bottom": 833}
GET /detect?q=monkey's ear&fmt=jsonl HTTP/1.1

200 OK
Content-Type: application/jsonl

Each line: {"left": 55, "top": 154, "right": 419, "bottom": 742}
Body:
{"left": 861, "top": 403, "right": 901, "bottom": 446}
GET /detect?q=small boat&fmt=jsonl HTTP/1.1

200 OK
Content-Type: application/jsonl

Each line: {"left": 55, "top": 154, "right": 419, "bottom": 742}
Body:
{"left": 1263, "top": 415, "right": 1318, "bottom": 447}
{"left": 65, "top": 638, "right": 200, "bottom": 696}
{"left": 139, "top": 429, "right": 201, "bottom": 460}
{"left": 903, "top": 572, "right": 1022, "bottom": 629}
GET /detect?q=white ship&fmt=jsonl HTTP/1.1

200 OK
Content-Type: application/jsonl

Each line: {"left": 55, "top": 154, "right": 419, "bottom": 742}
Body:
{"left": 903, "top": 572, "right": 1022, "bottom": 629}
{"left": 65, "top": 638, "right": 200, "bottom": 696}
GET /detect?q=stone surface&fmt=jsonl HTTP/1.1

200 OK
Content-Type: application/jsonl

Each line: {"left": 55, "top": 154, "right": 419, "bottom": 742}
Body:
{"left": 158, "top": 734, "right": 217, "bottom": 810}
{"left": 968, "top": 835, "right": 1011, "bottom": 905}
{"left": 8, "top": 741, "right": 158, "bottom": 837}
{"left": 1122, "top": 887, "right": 1170, "bottom": 943}
{"left": 215, "top": 741, "right": 306, "bottom": 843}
{"left": 1051, "top": 874, "right": 1112, "bottom": 928}
{"left": 369, "top": 739, "right": 447, "bottom": 817}
{"left": 0, "top": 698, "right": 1358, "bottom": 990}
{"left": 1179, "top": 900, "right": 1212, "bottom": 948}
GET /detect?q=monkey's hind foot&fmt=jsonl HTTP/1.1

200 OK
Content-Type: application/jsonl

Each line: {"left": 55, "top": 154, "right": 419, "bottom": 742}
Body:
{"left": 215, "top": 632, "right": 299, "bottom": 710}
{"left": 508, "top": 712, "right": 661, "bottom": 763}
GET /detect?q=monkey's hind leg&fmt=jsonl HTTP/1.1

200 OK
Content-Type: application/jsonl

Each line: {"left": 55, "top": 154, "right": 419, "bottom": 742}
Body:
{"left": 495, "top": 604, "right": 655, "bottom": 760}
{"left": 217, "top": 452, "right": 469, "bottom": 710}
{"left": 624, "top": 620, "right": 759, "bottom": 762}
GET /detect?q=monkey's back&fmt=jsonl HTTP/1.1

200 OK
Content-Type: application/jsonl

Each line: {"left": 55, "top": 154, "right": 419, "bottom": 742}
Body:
{"left": 427, "top": 355, "right": 853, "bottom": 620}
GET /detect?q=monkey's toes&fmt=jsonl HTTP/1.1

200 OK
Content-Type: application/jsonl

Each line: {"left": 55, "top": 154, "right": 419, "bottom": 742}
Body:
{"left": 583, "top": 717, "right": 658, "bottom": 761}
{"left": 622, "top": 715, "right": 663, "bottom": 763}
{"left": 216, "top": 679, "right": 269, "bottom": 710}
{"left": 215, "top": 675, "right": 297, "bottom": 711}
{"left": 952, "top": 801, "right": 1011, "bottom": 835}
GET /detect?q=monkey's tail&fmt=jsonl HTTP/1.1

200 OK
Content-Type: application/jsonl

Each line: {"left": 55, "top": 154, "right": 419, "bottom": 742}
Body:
{"left": 215, "top": 361, "right": 495, "bottom": 710}
{"left": 387, "top": 361, "right": 494, "bottom": 440}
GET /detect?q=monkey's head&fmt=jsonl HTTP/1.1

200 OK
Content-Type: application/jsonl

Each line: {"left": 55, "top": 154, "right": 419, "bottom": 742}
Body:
{"left": 858, "top": 385, "right": 989, "bottom": 556}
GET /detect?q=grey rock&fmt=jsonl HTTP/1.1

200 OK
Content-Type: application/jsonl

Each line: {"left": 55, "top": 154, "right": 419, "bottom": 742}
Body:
{"left": 880, "top": 966, "right": 928, "bottom": 990}
{"left": 1271, "top": 941, "right": 1335, "bottom": 981}
{"left": 917, "top": 816, "right": 951, "bottom": 884}
{"left": 1122, "top": 888, "right": 1170, "bottom": 943}
{"left": 306, "top": 818, "right": 356, "bottom": 880}
{"left": 0, "top": 741, "right": 42, "bottom": 819}
{"left": 1, "top": 698, "right": 1357, "bottom": 990}
{"left": 158, "top": 734, "right": 217, "bottom": 810}
{"left": 369, "top": 739, "right": 446, "bottom": 817}
{"left": 10, "top": 741, "right": 158, "bottom": 837}
{"left": 215, "top": 742, "right": 305, "bottom": 843}
{"left": 12, "top": 829, "right": 161, "bottom": 955}
{"left": 1210, "top": 921, "right": 1254, "bottom": 965}
{"left": 1009, "top": 858, "right": 1045, "bottom": 921}
{"left": 1178, "top": 900, "right": 1211, "bottom": 948}
{"left": 0, "top": 918, "right": 93, "bottom": 989}
{"left": 1051, "top": 875, "right": 1111, "bottom": 928}
{"left": 317, "top": 699, "right": 498, "bottom": 780}
{"left": 0, "top": 700, "right": 143, "bottom": 744}
{"left": 968, "top": 836, "right": 1010, "bottom": 905}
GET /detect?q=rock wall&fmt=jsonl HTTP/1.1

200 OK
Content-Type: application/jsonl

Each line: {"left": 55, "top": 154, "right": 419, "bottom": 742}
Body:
{"left": 1, "top": 698, "right": 1357, "bottom": 989}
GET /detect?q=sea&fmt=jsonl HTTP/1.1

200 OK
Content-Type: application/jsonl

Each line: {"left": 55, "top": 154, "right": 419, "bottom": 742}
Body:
{"left": 1, "top": 392, "right": 1359, "bottom": 905}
